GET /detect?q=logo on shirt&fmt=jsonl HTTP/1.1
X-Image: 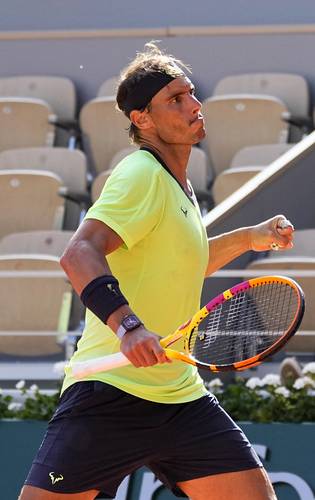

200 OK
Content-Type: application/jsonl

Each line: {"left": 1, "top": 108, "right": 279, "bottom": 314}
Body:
{"left": 49, "top": 472, "right": 64, "bottom": 485}
{"left": 181, "top": 206, "right": 188, "bottom": 217}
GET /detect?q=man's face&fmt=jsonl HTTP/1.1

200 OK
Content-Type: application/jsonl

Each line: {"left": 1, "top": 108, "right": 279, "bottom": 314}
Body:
{"left": 147, "top": 76, "right": 205, "bottom": 145}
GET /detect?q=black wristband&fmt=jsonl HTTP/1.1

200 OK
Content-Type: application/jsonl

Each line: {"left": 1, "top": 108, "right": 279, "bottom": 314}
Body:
{"left": 80, "top": 275, "right": 128, "bottom": 324}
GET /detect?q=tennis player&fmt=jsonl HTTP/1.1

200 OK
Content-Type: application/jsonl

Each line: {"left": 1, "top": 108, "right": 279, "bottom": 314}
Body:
{"left": 20, "top": 42, "right": 293, "bottom": 499}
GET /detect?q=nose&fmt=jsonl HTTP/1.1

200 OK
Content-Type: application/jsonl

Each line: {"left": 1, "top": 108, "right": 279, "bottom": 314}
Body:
{"left": 191, "top": 94, "right": 202, "bottom": 115}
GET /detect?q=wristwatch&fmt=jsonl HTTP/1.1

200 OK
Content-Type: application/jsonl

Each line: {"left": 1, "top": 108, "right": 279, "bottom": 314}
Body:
{"left": 116, "top": 314, "right": 143, "bottom": 340}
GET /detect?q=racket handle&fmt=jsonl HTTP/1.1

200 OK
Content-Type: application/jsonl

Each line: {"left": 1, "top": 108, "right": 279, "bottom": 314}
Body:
{"left": 71, "top": 352, "right": 131, "bottom": 379}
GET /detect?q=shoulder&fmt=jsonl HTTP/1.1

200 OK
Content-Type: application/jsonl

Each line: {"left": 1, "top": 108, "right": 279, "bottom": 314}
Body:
{"left": 109, "top": 150, "right": 164, "bottom": 184}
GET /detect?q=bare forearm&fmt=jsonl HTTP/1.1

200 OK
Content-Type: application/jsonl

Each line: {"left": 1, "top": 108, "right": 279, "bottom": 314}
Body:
{"left": 205, "top": 215, "right": 294, "bottom": 277}
{"left": 205, "top": 227, "right": 251, "bottom": 277}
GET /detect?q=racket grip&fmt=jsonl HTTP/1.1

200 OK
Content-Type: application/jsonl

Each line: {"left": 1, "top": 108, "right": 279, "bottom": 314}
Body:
{"left": 71, "top": 352, "right": 131, "bottom": 379}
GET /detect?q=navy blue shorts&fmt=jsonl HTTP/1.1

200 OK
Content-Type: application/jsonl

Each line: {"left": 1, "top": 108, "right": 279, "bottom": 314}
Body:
{"left": 25, "top": 381, "right": 262, "bottom": 498}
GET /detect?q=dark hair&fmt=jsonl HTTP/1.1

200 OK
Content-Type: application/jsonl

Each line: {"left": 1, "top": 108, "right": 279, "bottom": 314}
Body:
{"left": 116, "top": 42, "right": 191, "bottom": 144}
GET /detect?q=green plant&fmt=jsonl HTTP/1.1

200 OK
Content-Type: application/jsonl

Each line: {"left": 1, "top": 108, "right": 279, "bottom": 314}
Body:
{"left": 0, "top": 380, "right": 60, "bottom": 420}
{"left": 205, "top": 363, "right": 315, "bottom": 423}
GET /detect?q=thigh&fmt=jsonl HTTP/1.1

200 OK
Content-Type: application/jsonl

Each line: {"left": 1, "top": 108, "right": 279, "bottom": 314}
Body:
{"left": 177, "top": 467, "right": 276, "bottom": 500}
{"left": 19, "top": 484, "right": 99, "bottom": 499}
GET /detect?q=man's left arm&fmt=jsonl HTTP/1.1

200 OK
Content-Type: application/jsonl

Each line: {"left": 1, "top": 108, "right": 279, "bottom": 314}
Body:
{"left": 205, "top": 214, "right": 294, "bottom": 277}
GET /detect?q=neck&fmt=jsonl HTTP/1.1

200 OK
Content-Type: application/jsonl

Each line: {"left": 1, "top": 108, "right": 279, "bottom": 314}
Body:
{"left": 140, "top": 139, "right": 192, "bottom": 189}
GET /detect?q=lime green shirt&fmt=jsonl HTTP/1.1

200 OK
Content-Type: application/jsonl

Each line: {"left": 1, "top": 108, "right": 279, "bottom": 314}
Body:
{"left": 62, "top": 149, "right": 209, "bottom": 403}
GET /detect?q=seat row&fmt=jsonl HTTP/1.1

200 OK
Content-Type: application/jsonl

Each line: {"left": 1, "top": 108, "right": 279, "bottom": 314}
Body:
{"left": 0, "top": 230, "right": 75, "bottom": 360}
{"left": 0, "top": 72, "right": 313, "bottom": 199}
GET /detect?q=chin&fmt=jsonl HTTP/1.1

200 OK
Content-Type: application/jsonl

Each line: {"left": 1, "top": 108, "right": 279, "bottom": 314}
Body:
{"left": 195, "top": 128, "right": 206, "bottom": 142}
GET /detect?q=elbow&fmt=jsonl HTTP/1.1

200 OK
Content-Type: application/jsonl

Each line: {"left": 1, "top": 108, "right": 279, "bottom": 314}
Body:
{"left": 60, "top": 247, "right": 71, "bottom": 275}
{"left": 60, "top": 242, "right": 79, "bottom": 276}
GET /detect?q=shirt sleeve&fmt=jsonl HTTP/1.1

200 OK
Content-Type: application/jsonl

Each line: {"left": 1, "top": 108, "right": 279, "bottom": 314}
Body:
{"left": 85, "top": 159, "right": 165, "bottom": 249}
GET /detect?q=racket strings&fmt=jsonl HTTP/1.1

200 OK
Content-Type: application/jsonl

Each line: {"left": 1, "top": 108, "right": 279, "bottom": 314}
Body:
{"left": 189, "top": 282, "right": 298, "bottom": 366}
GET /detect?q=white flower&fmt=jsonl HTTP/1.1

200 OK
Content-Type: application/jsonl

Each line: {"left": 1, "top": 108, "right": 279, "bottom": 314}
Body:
{"left": 207, "top": 378, "right": 224, "bottom": 394}
{"left": 15, "top": 380, "right": 25, "bottom": 390}
{"left": 307, "top": 389, "right": 315, "bottom": 397}
{"left": 261, "top": 374, "right": 281, "bottom": 387}
{"left": 302, "top": 362, "right": 315, "bottom": 376}
{"left": 257, "top": 389, "right": 271, "bottom": 399}
{"left": 245, "top": 377, "right": 263, "bottom": 390}
{"left": 53, "top": 361, "right": 67, "bottom": 377}
{"left": 293, "top": 376, "right": 315, "bottom": 390}
{"left": 28, "top": 384, "right": 39, "bottom": 395}
{"left": 208, "top": 378, "right": 223, "bottom": 389}
{"left": 8, "top": 402, "right": 23, "bottom": 411}
{"left": 275, "top": 386, "right": 290, "bottom": 398}
{"left": 0, "top": 388, "right": 2, "bottom": 395}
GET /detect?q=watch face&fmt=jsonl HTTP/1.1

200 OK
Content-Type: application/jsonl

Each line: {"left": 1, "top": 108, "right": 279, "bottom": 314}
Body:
{"left": 123, "top": 315, "right": 141, "bottom": 330}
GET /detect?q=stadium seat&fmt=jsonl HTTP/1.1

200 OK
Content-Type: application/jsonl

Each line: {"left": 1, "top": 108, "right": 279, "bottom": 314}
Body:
{"left": 187, "top": 147, "right": 213, "bottom": 212}
{"left": 201, "top": 94, "right": 289, "bottom": 176}
{"left": 230, "top": 144, "right": 294, "bottom": 168}
{"left": 0, "top": 147, "right": 89, "bottom": 229}
{"left": 0, "top": 98, "right": 55, "bottom": 151}
{"left": 91, "top": 170, "right": 113, "bottom": 202}
{"left": 0, "top": 230, "right": 74, "bottom": 257}
{"left": 91, "top": 146, "right": 138, "bottom": 202}
{"left": 0, "top": 75, "right": 77, "bottom": 146}
{"left": 97, "top": 76, "right": 119, "bottom": 97}
{"left": 212, "top": 144, "right": 293, "bottom": 204}
{"left": 213, "top": 72, "right": 311, "bottom": 141}
{"left": 0, "top": 169, "right": 65, "bottom": 239}
{"left": 0, "top": 230, "right": 82, "bottom": 336}
{"left": 187, "top": 147, "right": 212, "bottom": 191}
{"left": 79, "top": 97, "right": 131, "bottom": 175}
{"left": 212, "top": 166, "right": 263, "bottom": 205}
{"left": 0, "top": 146, "right": 87, "bottom": 189}
{"left": 0, "top": 255, "right": 72, "bottom": 356}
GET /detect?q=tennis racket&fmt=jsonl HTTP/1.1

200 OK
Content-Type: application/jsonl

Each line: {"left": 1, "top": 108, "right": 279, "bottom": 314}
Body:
{"left": 71, "top": 275, "right": 304, "bottom": 378}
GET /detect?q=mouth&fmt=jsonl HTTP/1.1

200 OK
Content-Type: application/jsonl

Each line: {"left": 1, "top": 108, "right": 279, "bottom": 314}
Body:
{"left": 190, "top": 114, "right": 204, "bottom": 126}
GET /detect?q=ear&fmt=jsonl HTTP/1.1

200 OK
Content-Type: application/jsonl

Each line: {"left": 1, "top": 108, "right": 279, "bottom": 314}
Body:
{"left": 130, "top": 109, "right": 153, "bottom": 131}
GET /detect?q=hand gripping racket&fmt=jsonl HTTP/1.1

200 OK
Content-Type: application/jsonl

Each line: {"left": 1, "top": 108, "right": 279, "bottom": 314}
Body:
{"left": 71, "top": 275, "right": 304, "bottom": 378}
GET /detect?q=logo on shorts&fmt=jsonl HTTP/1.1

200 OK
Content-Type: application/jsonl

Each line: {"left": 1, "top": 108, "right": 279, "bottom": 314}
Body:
{"left": 49, "top": 472, "right": 64, "bottom": 485}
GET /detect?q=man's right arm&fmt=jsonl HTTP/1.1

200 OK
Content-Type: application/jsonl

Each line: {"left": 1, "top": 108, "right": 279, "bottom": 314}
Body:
{"left": 60, "top": 218, "right": 170, "bottom": 367}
